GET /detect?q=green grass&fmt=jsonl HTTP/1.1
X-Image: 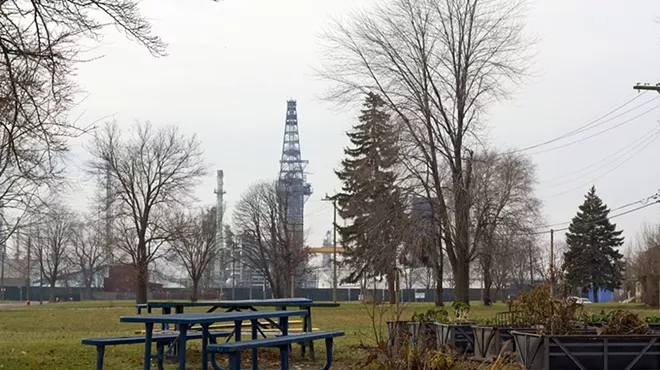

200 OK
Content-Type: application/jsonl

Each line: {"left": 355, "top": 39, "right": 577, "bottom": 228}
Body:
{"left": 0, "top": 300, "right": 657, "bottom": 369}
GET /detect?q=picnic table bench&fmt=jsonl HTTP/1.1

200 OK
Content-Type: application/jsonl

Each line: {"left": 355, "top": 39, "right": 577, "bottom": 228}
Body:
{"left": 120, "top": 309, "right": 310, "bottom": 370}
{"left": 208, "top": 331, "right": 345, "bottom": 370}
{"left": 81, "top": 331, "right": 232, "bottom": 370}
{"left": 142, "top": 298, "right": 337, "bottom": 360}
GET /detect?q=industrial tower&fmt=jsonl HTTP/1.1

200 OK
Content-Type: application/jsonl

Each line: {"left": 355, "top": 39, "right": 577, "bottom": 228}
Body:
{"left": 278, "top": 100, "right": 312, "bottom": 252}
{"left": 214, "top": 170, "right": 226, "bottom": 288}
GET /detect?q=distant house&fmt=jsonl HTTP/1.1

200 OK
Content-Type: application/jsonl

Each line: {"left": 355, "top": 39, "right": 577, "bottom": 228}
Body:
{"left": 103, "top": 265, "right": 162, "bottom": 292}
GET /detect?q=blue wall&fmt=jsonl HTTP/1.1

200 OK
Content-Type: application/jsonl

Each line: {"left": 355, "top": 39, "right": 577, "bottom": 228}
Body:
{"left": 588, "top": 288, "right": 613, "bottom": 302}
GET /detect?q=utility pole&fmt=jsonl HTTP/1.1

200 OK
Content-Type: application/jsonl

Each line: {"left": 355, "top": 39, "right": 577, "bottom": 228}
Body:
{"left": 231, "top": 246, "right": 236, "bottom": 300}
{"left": 214, "top": 170, "right": 226, "bottom": 295}
{"left": 528, "top": 242, "right": 534, "bottom": 288}
{"left": 550, "top": 229, "right": 554, "bottom": 296}
{"left": 26, "top": 233, "right": 31, "bottom": 302}
{"left": 322, "top": 194, "right": 339, "bottom": 303}
{"left": 634, "top": 83, "right": 660, "bottom": 93}
{"left": 0, "top": 201, "right": 5, "bottom": 302}
{"left": 105, "top": 164, "right": 113, "bottom": 268}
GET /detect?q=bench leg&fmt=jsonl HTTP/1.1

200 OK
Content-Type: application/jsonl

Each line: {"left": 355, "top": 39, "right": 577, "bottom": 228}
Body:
{"left": 229, "top": 351, "right": 242, "bottom": 370}
{"left": 320, "top": 338, "right": 334, "bottom": 370}
{"left": 280, "top": 344, "right": 289, "bottom": 370}
{"left": 177, "top": 325, "right": 188, "bottom": 370}
{"left": 210, "top": 354, "right": 223, "bottom": 370}
{"left": 305, "top": 307, "right": 315, "bottom": 361}
{"left": 95, "top": 345, "right": 105, "bottom": 370}
{"left": 156, "top": 342, "right": 165, "bottom": 370}
{"left": 144, "top": 323, "right": 154, "bottom": 370}
{"left": 251, "top": 321, "right": 258, "bottom": 370}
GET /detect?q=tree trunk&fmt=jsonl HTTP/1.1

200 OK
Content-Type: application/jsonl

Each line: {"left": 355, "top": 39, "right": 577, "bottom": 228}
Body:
{"left": 483, "top": 264, "right": 493, "bottom": 306}
{"left": 387, "top": 274, "right": 395, "bottom": 304}
{"left": 85, "top": 282, "right": 92, "bottom": 301}
{"left": 592, "top": 286, "right": 599, "bottom": 303}
{"left": 191, "top": 279, "right": 199, "bottom": 302}
{"left": 453, "top": 175, "right": 471, "bottom": 304}
{"left": 49, "top": 284, "right": 55, "bottom": 302}
{"left": 455, "top": 258, "right": 470, "bottom": 304}
{"left": 136, "top": 262, "right": 149, "bottom": 304}
{"left": 434, "top": 261, "right": 444, "bottom": 307}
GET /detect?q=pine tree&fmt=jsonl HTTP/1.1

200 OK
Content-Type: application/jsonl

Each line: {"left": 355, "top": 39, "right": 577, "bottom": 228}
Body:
{"left": 335, "top": 92, "right": 404, "bottom": 303}
{"left": 562, "top": 186, "right": 624, "bottom": 302}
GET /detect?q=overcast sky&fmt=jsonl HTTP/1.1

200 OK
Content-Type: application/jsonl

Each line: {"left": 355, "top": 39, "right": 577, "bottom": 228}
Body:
{"left": 65, "top": 0, "right": 660, "bottom": 253}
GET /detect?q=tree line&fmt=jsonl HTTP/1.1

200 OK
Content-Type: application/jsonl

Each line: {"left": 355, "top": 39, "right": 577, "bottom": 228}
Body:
{"left": 318, "top": 0, "right": 629, "bottom": 305}
{"left": 0, "top": 0, "right": 632, "bottom": 305}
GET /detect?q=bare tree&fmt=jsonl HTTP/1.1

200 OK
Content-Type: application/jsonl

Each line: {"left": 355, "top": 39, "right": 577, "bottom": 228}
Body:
{"left": 88, "top": 121, "right": 207, "bottom": 303}
{"left": 34, "top": 203, "right": 75, "bottom": 301}
{"left": 233, "top": 181, "right": 309, "bottom": 298}
{"left": 319, "top": 0, "right": 532, "bottom": 303}
{"left": 168, "top": 207, "right": 218, "bottom": 302}
{"left": 470, "top": 151, "right": 540, "bottom": 304}
{"left": 629, "top": 224, "right": 660, "bottom": 306}
{"left": 0, "top": 1, "right": 167, "bottom": 231}
{"left": 70, "top": 215, "right": 107, "bottom": 300}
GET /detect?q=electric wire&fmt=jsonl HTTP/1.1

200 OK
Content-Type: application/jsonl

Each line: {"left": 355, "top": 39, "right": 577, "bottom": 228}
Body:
{"left": 511, "top": 93, "right": 649, "bottom": 153}
{"left": 539, "top": 123, "right": 660, "bottom": 185}
{"left": 535, "top": 191, "right": 660, "bottom": 232}
{"left": 539, "top": 129, "right": 660, "bottom": 200}
{"left": 527, "top": 101, "right": 660, "bottom": 156}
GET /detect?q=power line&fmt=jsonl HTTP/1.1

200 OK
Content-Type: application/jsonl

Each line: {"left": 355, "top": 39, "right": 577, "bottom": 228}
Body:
{"left": 538, "top": 123, "right": 660, "bottom": 186}
{"left": 535, "top": 191, "right": 660, "bottom": 233}
{"left": 554, "top": 201, "right": 660, "bottom": 233}
{"left": 539, "top": 130, "right": 660, "bottom": 200}
{"left": 527, "top": 101, "right": 660, "bottom": 156}
{"left": 510, "top": 93, "right": 649, "bottom": 153}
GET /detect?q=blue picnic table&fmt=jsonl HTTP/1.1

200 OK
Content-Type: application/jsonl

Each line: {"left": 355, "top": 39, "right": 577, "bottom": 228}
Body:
{"left": 142, "top": 298, "right": 324, "bottom": 359}
{"left": 120, "top": 310, "right": 308, "bottom": 370}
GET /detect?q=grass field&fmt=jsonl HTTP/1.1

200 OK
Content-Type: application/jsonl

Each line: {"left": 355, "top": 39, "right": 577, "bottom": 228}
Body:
{"left": 0, "top": 300, "right": 657, "bottom": 369}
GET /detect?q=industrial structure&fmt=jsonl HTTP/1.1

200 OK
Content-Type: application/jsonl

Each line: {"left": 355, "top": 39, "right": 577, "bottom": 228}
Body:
{"left": 277, "top": 100, "right": 313, "bottom": 288}
{"left": 227, "top": 100, "right": 316, "bottom": 290}
{"left": 277, "top": 100, "right": 312, "bottom": 246}
{"left": 213, "top": 170, "right": 226, "bottom": 288}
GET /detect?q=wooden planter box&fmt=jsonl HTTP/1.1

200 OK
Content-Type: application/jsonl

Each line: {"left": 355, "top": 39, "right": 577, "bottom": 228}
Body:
{"left": 512, "top": 330, "right": 660, "bottom": 370}
{"left": 473, "top": 325, "right": 525, "bottom": 359}
{"left": 436, "top": 322, "right": 475, "bottom": 355}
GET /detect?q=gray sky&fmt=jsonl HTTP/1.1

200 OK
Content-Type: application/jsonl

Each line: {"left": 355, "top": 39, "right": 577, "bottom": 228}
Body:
{"left": 66, "top": 0, "right": 660, "bottom": 252}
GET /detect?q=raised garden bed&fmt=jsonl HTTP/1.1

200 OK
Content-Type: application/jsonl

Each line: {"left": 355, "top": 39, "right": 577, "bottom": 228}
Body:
{"left": 437, "top": 322, "right": 475, "bottom": 355}
{"left": 512, "top": 330, "right": 660, "bottom": 370}
{"left": 409, "top": 321, "right": 439, "bottom": 350}
{"left": 386, "top": 321, "right": 412, "bottom": 348}
{"left": 473, "top": 325, "right": 525, "bottom": 360}
{"left": 386, "top": 321, "right": 439, "bottom": 350}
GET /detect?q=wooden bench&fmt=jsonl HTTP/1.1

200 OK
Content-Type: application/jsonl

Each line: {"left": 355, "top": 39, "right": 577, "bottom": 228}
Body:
{"left": 208, "top": 331, "right": 345, "bottom": 370}
{"left": 82, "top": 331, "right": 231, "bottom": 370}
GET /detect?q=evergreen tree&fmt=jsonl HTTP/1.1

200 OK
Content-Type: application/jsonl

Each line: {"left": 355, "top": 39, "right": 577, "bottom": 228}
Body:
{"left": 335, "top": 92, "right": 404, "bottom": 303}
{"left": 562, "top": 186, "right": 624, "bottom": 302}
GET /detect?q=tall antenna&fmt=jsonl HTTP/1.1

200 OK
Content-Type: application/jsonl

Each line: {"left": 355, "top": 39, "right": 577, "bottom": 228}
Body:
{"left": 214, "top": 170, "right": 226, "bottom": 289}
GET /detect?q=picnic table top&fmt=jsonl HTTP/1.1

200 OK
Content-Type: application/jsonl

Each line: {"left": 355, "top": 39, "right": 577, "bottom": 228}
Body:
{"left": 145, "top": 298, "right": 314, "bottom": 308}
{"left": 120, "top": 309, "right": 309, "bottom": 325}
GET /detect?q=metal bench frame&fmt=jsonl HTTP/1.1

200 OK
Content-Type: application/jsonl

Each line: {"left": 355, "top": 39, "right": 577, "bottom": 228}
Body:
{"left": 82, "top": 331, "right": 231, "bottom": 370}
{"left": 207, "top": 331, "right": 345, "bottom": 370}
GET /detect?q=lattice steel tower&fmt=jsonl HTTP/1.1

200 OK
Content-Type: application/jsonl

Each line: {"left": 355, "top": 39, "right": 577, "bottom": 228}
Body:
{"left": 278, "top": 100, "right": 312, "bottom": 246}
